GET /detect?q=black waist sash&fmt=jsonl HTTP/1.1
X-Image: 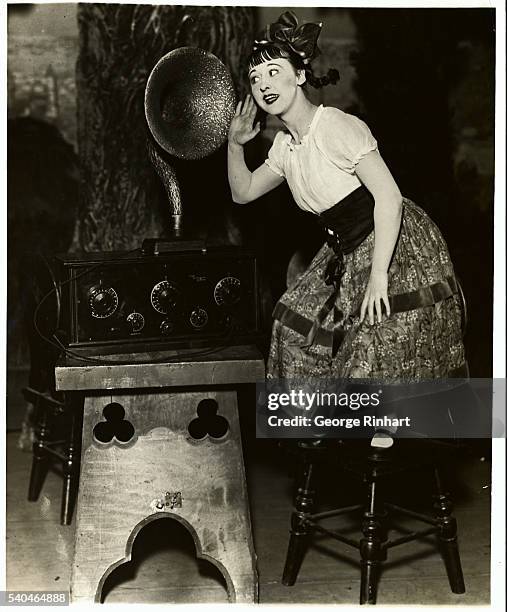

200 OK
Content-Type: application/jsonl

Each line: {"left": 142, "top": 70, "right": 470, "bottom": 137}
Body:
{"left": 317, "top": 186, "right": 375, "bottom": 287}
{"left": 319, "top": 185, "right": 375, "bottom": 253}
{"left": 305, "top": 186, "right": 375, "bottom": 355}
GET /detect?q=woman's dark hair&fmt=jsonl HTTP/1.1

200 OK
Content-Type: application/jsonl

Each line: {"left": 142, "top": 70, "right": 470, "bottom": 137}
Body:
{"left": 247, "top": 43, "right": 339, "bottom": 89}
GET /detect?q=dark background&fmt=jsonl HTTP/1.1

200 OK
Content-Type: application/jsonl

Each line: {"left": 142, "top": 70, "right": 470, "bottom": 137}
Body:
{"left": 7, "top": 5, "right": 495, "bottom": 429}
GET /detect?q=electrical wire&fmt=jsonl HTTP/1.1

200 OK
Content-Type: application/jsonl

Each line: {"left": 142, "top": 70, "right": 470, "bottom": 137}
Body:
{"left": 32, "top": 248, "right": 142, "bottom": 356}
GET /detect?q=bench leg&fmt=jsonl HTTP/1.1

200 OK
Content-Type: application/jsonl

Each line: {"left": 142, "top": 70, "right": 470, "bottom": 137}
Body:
{"left": 70, "top": 390, "right": 257, "bottom": 603}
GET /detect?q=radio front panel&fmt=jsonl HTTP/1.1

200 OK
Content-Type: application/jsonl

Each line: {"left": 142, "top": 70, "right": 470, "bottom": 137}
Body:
{"left": 58, "top": 249, "right": 260, "bottom": 349}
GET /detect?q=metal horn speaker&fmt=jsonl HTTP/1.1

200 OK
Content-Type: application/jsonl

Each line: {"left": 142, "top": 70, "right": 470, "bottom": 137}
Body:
{"left": 145, "top": 47, "right": 236, "bottom": 160}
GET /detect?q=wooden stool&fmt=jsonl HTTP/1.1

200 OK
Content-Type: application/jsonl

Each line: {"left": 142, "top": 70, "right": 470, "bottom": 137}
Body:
{"left": 25, "top": 386, "right": 81, "bottom": 525}
{"left": 23, "top": 254, "right": 82, "bottom": 525}
{"left": 55, "top": 345, "right": 264, "bottom": 604}
{"left": 281, "top": 440, "right": 466, "bottom": 605}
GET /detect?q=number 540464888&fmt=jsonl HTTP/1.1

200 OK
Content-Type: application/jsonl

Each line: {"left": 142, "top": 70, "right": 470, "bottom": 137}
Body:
{"left": 2, "top": 591, "right": 68, "bottom": 606}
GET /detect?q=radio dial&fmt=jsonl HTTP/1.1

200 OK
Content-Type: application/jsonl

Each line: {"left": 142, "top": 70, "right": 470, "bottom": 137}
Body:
{"left": 126, "top": 312, "right": 145, "bottom": 333}
{"left": 88, "top": 285, "right": 118, "bottom": 319}
{"left": 214, "top": 276, "right": 241, "bottom": 306}
{"left": 151, "top": 280, "right": 181, "bottom": 315}
{"left": 190, "top": 307, "right": 208, "bottom": 329}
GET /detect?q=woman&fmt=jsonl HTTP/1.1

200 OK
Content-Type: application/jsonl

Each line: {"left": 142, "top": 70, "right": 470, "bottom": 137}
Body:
{"left": 228, "top": 12, "right": 466, "bottom": 405}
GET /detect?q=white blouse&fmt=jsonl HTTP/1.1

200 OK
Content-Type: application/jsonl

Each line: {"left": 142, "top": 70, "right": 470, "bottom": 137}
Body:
{"left": 264, "top": 105, "right": 378, "bottom": 214}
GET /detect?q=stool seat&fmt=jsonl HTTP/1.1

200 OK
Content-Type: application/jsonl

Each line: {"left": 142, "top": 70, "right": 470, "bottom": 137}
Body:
{"left": 56, "top": 345, "right": 264, "bottom": 604}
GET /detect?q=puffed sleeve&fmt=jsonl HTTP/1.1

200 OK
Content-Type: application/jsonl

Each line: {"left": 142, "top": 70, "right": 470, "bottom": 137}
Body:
{"left": 264, "top": 131, "right": 286, "bottom": 178}
{"left": 317, "top": 108, "right": 378, "bottom": 174}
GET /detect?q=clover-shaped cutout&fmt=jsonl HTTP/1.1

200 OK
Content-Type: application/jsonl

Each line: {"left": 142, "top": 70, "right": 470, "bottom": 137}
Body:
{"left": 93, "top": 402, "right": 135, "bottom": 443}
{"left": 188, "top": 399, "right": 229, "bottom": 440}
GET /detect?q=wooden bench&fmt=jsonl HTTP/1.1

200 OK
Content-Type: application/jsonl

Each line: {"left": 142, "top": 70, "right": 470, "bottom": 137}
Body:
{"left": 55, "top": 345, "right": 264, "bottom": 603}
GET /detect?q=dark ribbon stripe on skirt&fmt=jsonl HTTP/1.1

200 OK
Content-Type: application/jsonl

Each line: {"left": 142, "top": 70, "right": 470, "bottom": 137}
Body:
{"left": 273, "top": 275, "right": 460, "bottom": 353}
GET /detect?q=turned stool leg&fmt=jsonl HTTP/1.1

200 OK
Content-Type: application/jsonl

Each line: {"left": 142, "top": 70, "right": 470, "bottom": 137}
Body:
{"left": 433, "top": 467, "right": 465, "bottom": 594}
{"left": 282, "top": 453, "right": 317, "bottom": 586}
{"left": 359, "top": 480, "right": 387, "bottom": 605}
{"left": 28, "top": 399, "right": 50, "bottom": 502}
{"left": 61, "top": 399, "right": 81, "bottom": 525}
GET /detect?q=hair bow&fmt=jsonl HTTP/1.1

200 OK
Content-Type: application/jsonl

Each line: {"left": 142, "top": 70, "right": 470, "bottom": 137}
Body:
{"left": 253, "top": 11, "right": 322, "bottom": 65}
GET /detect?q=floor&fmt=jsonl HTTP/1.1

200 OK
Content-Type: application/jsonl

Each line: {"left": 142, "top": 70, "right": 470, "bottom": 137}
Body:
{"left": 5, "top": 419, "right": 491, "bottom": 606}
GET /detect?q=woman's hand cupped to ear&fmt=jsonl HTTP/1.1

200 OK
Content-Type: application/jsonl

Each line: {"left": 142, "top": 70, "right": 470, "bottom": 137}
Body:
{"left": 228, "top": 95, "right": 261, "bottom": 146}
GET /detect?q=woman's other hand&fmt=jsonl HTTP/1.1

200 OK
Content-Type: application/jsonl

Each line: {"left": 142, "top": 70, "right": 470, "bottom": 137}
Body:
{"left": 360, "top": 270, "right": 391, "bottom": 325}
{"left": 228, "top": 95, "right": 260, "bottom": 146}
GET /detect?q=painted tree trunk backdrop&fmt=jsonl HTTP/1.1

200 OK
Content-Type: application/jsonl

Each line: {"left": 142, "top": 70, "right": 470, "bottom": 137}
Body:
{"left": 75, "top": 4, "right": 254, "bottom": 250}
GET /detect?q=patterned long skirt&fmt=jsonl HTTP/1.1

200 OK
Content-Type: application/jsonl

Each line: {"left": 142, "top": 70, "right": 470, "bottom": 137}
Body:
{"left": 267, "top": 199, "right": 467, "bottom": 381}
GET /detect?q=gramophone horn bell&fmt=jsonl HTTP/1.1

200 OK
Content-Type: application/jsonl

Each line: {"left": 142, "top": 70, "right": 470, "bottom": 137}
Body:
{"left": 145, "top": 47, "right": 236, "bottom": 160}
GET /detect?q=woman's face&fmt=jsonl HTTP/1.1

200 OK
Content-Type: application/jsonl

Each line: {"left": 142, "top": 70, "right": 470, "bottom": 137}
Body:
{"left": 248, "top": 57, "right": 305, "bottom": 115}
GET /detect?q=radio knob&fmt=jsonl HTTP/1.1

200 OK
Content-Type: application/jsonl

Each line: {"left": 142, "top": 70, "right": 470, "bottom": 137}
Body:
{"left": 88, "top": 285, "right": 118, "bottom": 319}
{"left": 126, "top": 312, "right": 145, "bottom": 333}
{"left": 160, "top": 318, "right": 174, "bottom": 335}
{"left": 151, "top": 280, "right": 181, "bottom": 315}
{"left": 189, "top": 307, "right": 208, "bottom": 329}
